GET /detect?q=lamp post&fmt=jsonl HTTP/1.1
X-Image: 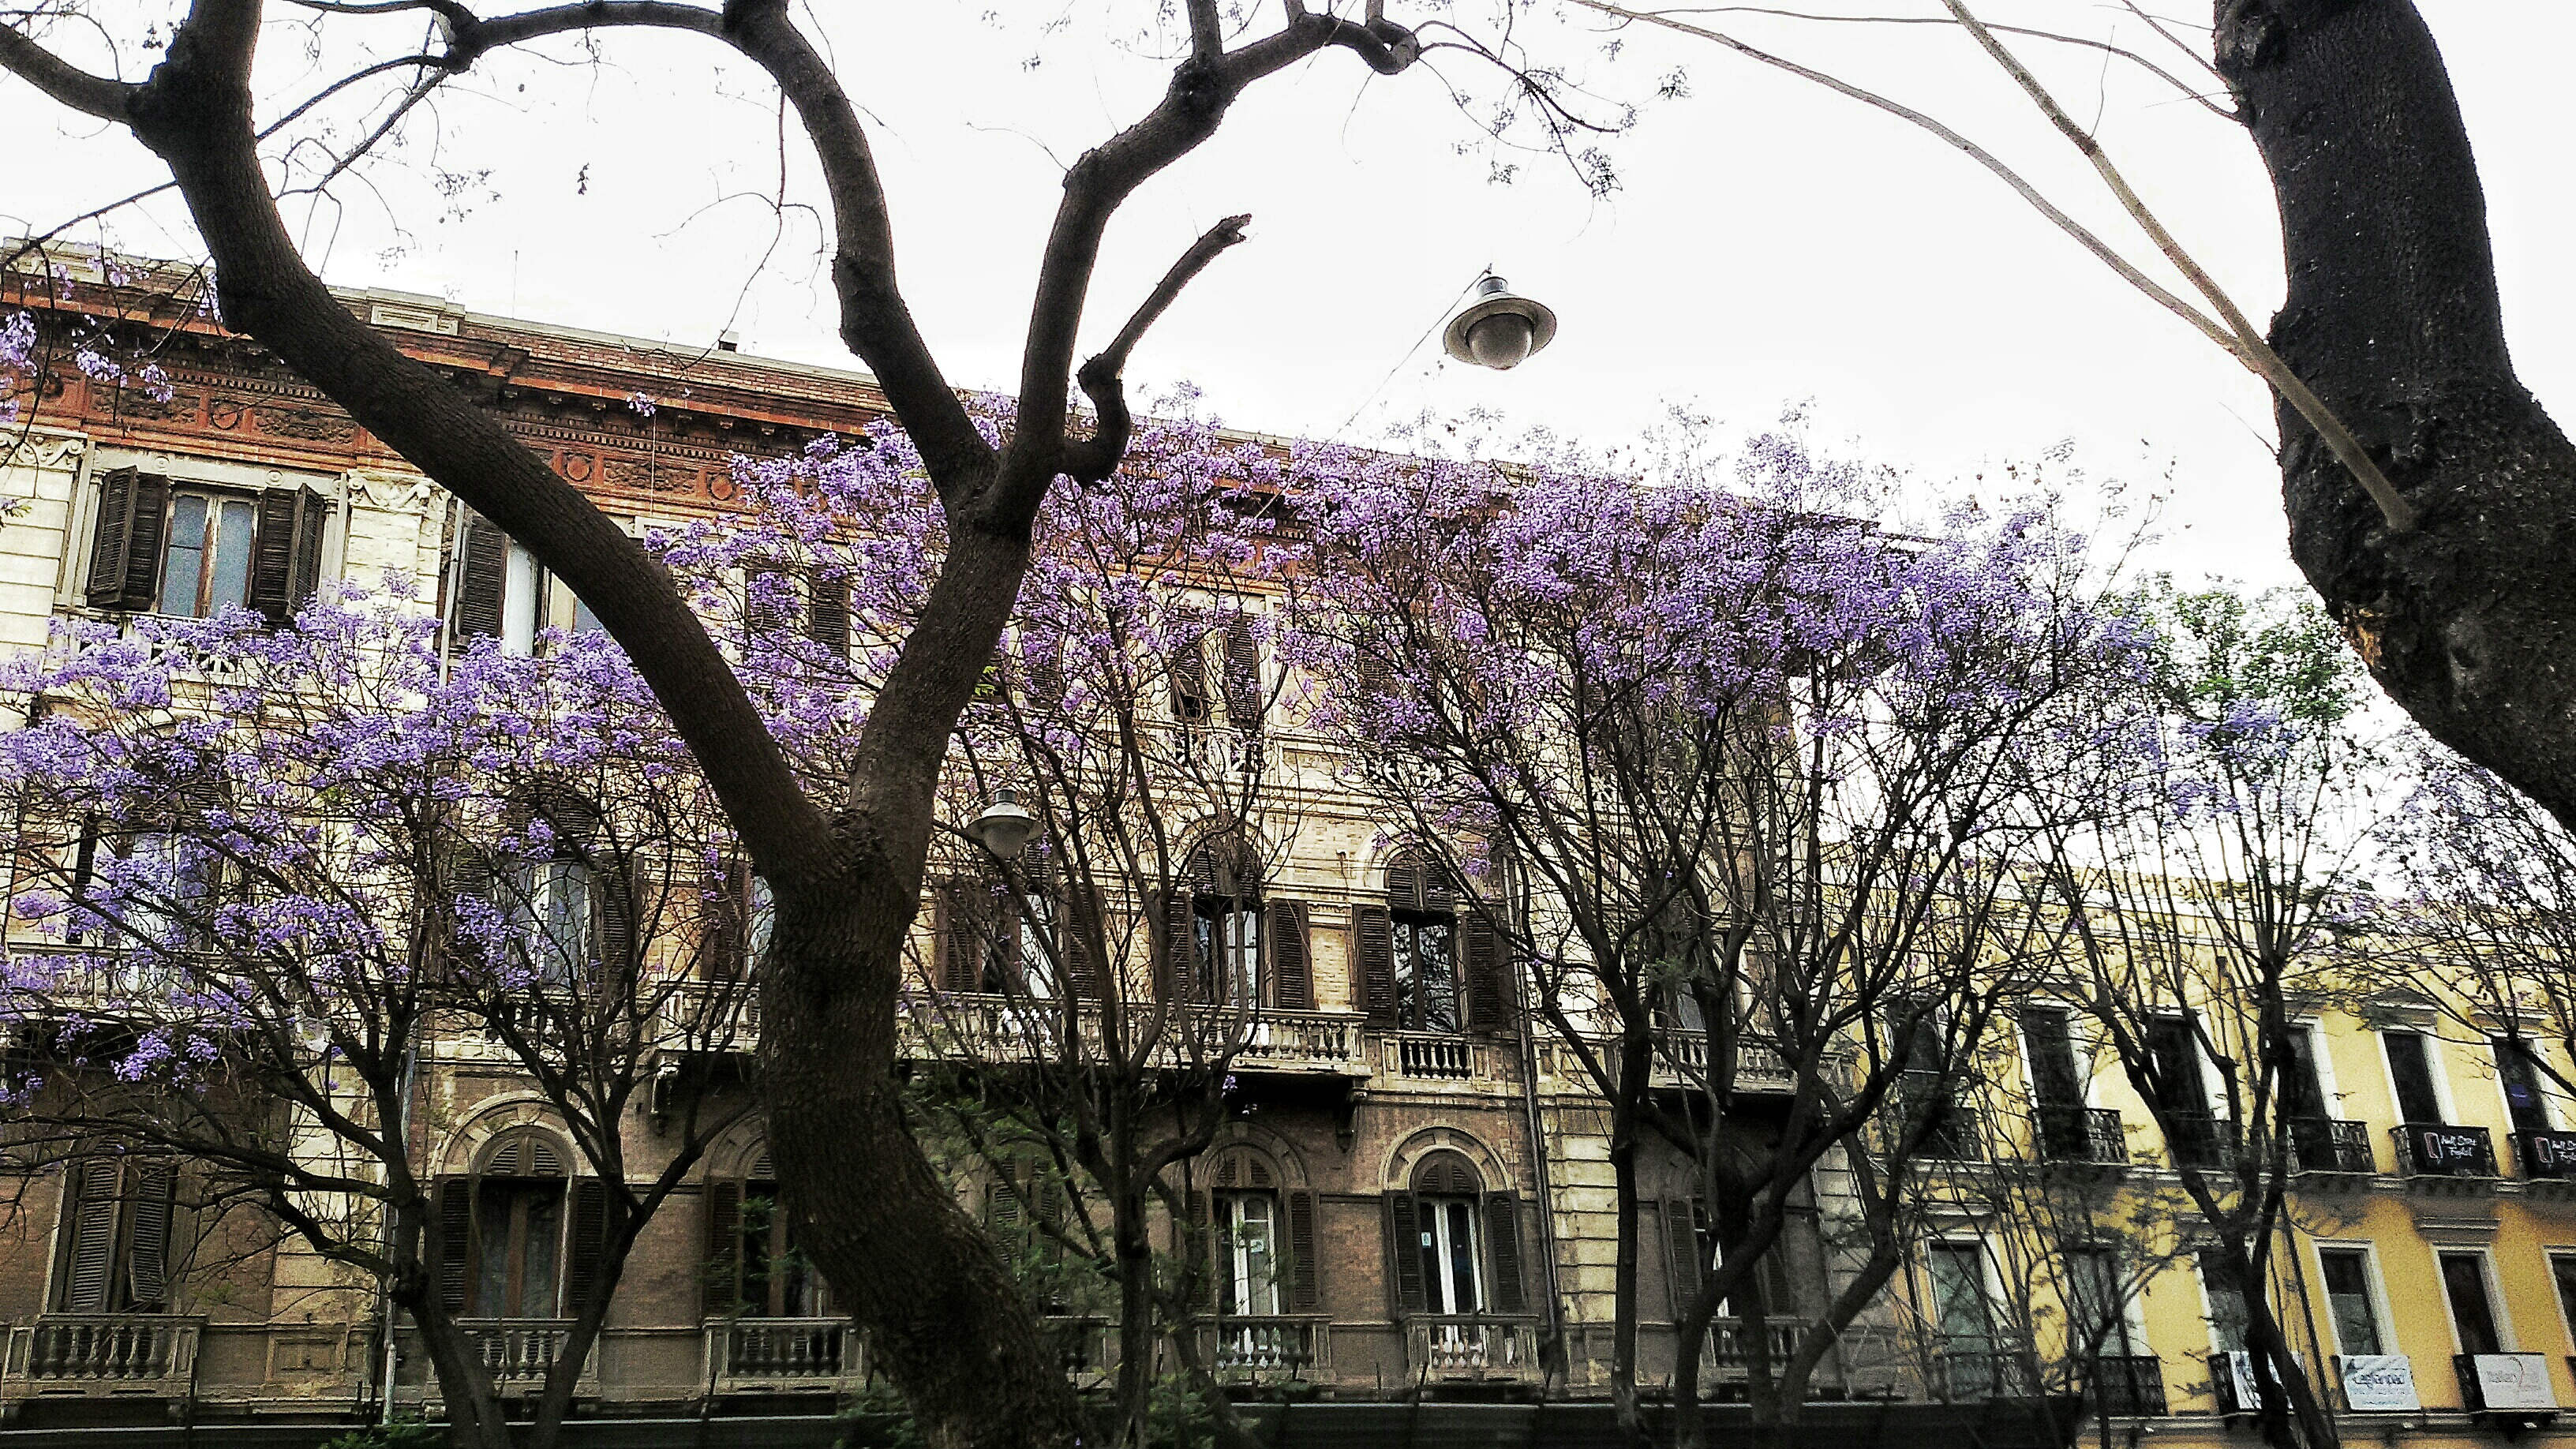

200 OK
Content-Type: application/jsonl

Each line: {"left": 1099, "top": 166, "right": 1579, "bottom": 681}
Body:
{"left": 969, "top": 788, "right": 1039, "bottom": 861}
{"left": 1443, "top": 275, "right": 1558, "bottom": 371}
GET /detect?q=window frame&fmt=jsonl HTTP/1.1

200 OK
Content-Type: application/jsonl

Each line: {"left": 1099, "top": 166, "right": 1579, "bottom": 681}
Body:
{"left": 1215, "top": 1189, "right": 1284, "bottom": 1318}
{"left": 2492, "top": 1035, "right": 2558, "bottom": 1135}
{"left": 2433, "top": 1246, "right": 2515, "bottom": 1356}
{"left": 1415, "top": 1192, "right": 1485, "bottom": 1316}
{"left": 66, "top": 453, "right": 342, "bottom": 620}
{"left": 2310, "top": 1241, "right": 2396, "bottom": 1360}
{"left": 2379, "top": 1028, "right": 2457, "bottom": 1127}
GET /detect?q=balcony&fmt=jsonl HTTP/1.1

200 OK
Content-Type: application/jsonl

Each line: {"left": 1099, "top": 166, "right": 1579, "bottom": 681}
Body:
{"left": 1202, "top": 1316, "right": 1329, "bottom": 1381}
{"left": 1404, "top": 1316, "right": 1543, "bottom": 1384}
{"left": 2514, "top": 1129, "right": 2576, "bottom": 1197}
{"left": 1649, "top": 1031, "right": 1801, "bottom": 1095}
{"left": 2287, "top": 1118, "right": 2376, "bottom": 1187}
{"left": 1702, "top": 1318, "right": 1801, "bottom": 1379}
{"left": 2393, "top": 1123, "right": 2498, "bottom": 1193}
{"left": 1914, "top": 1103, "right": 1985, "bottom": 1163}
{"left": 2035, "top": 1105, "right": 2129, "bottom": 1174}
{"left": 895, "top": 996, "right": 1370, "bottom": 1080}
{"left": 1926, "top": 1344, "right": 2040, "bottom": 1402}
{"left": 704, "top": 1318, "right": 858, "bottom": 1395}
{"left": 0, "top": 1315, "right": 202, "bottom": 1400}
{"left": 2457, "top": 1353, "right": 2558, "bottom": 1422}
{"left": 2162, "top": 1113, "right": 2236, "bottom": 1172}
{"left": 2080, "top": 1354, "right": 2169, "bottom": 1417}
{"left": 444, "top": 1319, "right": 593, "bottom": 1395}
{"left": 1234, "top": 1013, "right": 1368, "bottom": 1077}
{"left": 1382, "top": 1032, "right": 1507, "bottom": 1084}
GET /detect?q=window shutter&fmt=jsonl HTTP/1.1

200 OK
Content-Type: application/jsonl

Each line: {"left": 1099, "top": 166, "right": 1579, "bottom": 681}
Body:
{"left": 1356, "top": 904, "right": 1398, "bottom": 1024}
{"left": 1061, "top": 886, "right": 1104, "bottom": 1001}
{"left": 125, "top": 1159, "right": 175, "bottom": 1309}
{"left": 1209, "top": 1195, "right": 1235, "bottom": 1313}
{"left": 1221, "top": 615, "right": 1262, "bottom": 732}
{"left": 436, "top": 1178, "right": 472, "bottom": 1313}
{"left": 1157, "top": 889, "right": 1197, "bottom": 1003}
{"left": 249, "top": 487, "right": 329, "bottom": 627}
{"left": 1356, "top": 643, "right": 1392, "bottom": 712}
{"left": 566, "top": 1178, "right": 608, "bottom": 1315}
{"left": 805, "top": 568, "right": 851, "bottom": 655}
{"left": 452, "top": 516, "right": 508, "bottom": 642}
{"left": 1484, "top": 1193, "right": 1528, "bottom": 1316}
{"left": 1169, "top": 617, "right": 1212, "bottom": 723}
{"left": 702, "top": 858, "right": 749, "bottom": 979}
{"left": 704, "top": 1179, "right": 740, "bottom": 1316}
{"left": 1463, "top": 908, "right": 1510, "bottom": 1033}
{"left": 1383, "top": 1193, "right": 1427, "bottom": 1315}
{"left": 1286, "top": 1188, "right": 1321, "bottom": 1313}
{"left": 1663, "top": 1198, "right": 1705, "bottom": 1320}
{"left": 59, "top": 1160, "right": 120, "bottom": 1311}
{"left": 590, "top": 865, "right": 637, "bottom": 976}
{"left": 987, "top": 1174, "right": 1026, "bottom": 1271}
{"left": 1385, "top": 853, "right": 1424, "bottom": 913}
{"left": 86, "top": 467, "right": 168, "bottom": 610}
{"left": 1268, "top": 899, "right": 1312, "bottom": 1011}
{"left": 934, "top": 890, "right": 980, "bottom": 994}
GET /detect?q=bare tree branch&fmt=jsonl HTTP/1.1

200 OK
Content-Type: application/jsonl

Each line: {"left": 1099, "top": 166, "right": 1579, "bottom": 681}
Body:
{"left": 1062, "top": 212, "right": 1251, "bottom": 486}
{"left": 0, "top": 21, "right": 138, "bottom": 118}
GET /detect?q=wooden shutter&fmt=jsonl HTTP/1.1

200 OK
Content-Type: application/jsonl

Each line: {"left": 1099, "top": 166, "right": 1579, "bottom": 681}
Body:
{"left": 249, "top": 487, "right": 329, "bottom": 627}
{"left": 86, "top": 467, "right": 169, "bottom": 610}
{"left": 590, "top": 865, "right": 636, "bottom": 975}
{"left": 1156, "top": 889, "right": 1197, "bottom": 1003}
{"left": 1061, "top": 886, "right": 1103, "bottom": 1002}
{"left": 1384, "top": 1193, "right": 1427, "bottom": 1314}
{"left": 805, "top": 568, "right": 851, "bottom": 654}
{"left": 125, "top": 1159, "right": 175, "bottom": 1309}
{"left": 452, "top": 516, "right": 508, "bottom": 642}
{"left": 702, "top": 858, "right": 749, "bottom": 979}
{"left": 1268, "top": 899, "right": 1312, "bottom": 1011}
{"left": 1484, "top": 1193, "right": 1528, "bottom": 1315}
{"left": 1169, "top": 616, "right": 1212, "bottom": 723}
{"left": 566, "top": 1178, "right": 608, "bottom": 1314}
{"left": 987, "top": 1174, "right": 1026, "bottom": 1271}
{"left": 704, "top": 1180, "right": 740, "bottom": 1316}
{"left": 59, "top": 1160, "right": 120, "bottom": 1311}
{"left": 1286, "top": 1188, "right": 1321, "bottom": 1313}
{"left": 436, "top": 1178, "right": 472, "bottom": 1312}
{"left": 1662, "top": 1198, "right": 1705, "bottom": 1320}
{"left": 934, "top": 890, "right": 980, "bottom": 994}
{"left": 1356, "top": 904, "right": 1398, "bottom": 1024}
{"left": 1221, "top": 615, "right": 1263, "bottom": 732}
{"left": 1463, "top": 909, "right": 1509, "bottom": 1033}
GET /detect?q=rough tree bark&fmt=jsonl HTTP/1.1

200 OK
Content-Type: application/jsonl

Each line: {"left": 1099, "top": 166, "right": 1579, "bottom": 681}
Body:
{"left": 2220, "top": 0, "right": 2576, "bottom": 828}
{"left": 0, "top": 1, "right": 1423, "bottom": 1443}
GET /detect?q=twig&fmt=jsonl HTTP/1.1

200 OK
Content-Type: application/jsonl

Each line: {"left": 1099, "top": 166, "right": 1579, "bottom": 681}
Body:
{"left": 1062, "top": 214, "right": 1252, "bottom": 485}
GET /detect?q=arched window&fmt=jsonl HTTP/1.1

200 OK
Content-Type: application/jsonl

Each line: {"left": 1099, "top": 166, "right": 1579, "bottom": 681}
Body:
{"left": 706, "top": 1145, "right": 828, "bottom": 1319}
{"left": 1203, "top": 1148, "right": 1319, "bottom": 1320}
{"left": 52, "top": 1153, "right": 176, "bottom": 1312}
{"left": 934, "top": 856, "right": 1099, "bottom": 1002}
{"left": 1357, "top": 851, "right": 1507, "bottom": 1034}
{"left": 1384, "top": 1149, "right": 1527, "bottom": 1320}
{"left": 439, "top": 1129, "right": 579, "bottom": 1320}
{"left": 1162, "top": 835, "right": 1262, "bottom": 1007}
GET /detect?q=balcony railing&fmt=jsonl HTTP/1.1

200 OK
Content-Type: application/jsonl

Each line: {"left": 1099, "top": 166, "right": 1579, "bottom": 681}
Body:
{"left": 896, "top": 995, "right": 1370, "bottom": 1078}
{"left": 1, "top": 1315, "right": 202, "bottom": 1388}
{"left": 1649, "top": 1031, "right": 1799, "bottom": 1095}
{"left": 2288, "top": 1118, "right": 2375, "bottom": 1177}
{"left": 705, "top": 1318, "right": 856, "bottom": 1391}
{"left": 2394, "top": 1122, "right": 2498, "bottom": 1180}
{"left": 1203, "top": 1316, "right": 1328, "bottom": 1380}
{"left": 2037, "top": 1105, "right": 2129, "bottom": 1168}
{"left": 2210, "top": 1350, "right": 2308, "bottom": 1417}
{"left": 1389, "top": 1032, "right": 1477, "bottom": 1080}
{"left": 1926, "top": 1344, "right": 2040, "bottom": 1402}
{"left": 2514, "top": 1129, "right": 2576, "bottom": 1183}
{"left": 1405, "top": 1316, "right": 1542, "bottom": 1382}
{"left": 2081, "top": 1354, "right": 2170, "bottom": 1417}
{"left": 1913, "top": 1103, "right": 1984, "bottom": 1162}
{"left": 456, "top": 1319, "right": 582, "bottom": 1385}
{"left": 1703, "top": 1318, "right": 1803, "bottom": 1374}
{"left": 2163, "top": 1113, "right": 2236, "bottom": 1171}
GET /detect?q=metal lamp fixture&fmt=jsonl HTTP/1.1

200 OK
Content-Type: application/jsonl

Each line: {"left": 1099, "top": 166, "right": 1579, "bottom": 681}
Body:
{"left": 969, "top": 788, "right": 1039, "bottom": 861}
{"left": 1442, "top": 275, "right": 1557, "bottom": 371}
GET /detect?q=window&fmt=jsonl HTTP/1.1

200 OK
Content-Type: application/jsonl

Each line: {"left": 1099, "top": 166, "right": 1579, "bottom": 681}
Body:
{"left": 1194, "top": 893, "right": 1261, "bottom": 1005}
{"left": 1167, "top": 610, "right": 1261, "bottom": 732}
{"left": 2548, "top": 1253, "right": 2576, "bottom": 1351}
{"left": 1216, "top": 1190, "right": 1282, "bottom": 1317}
{"left": 1394, "top": 914, "right": 1458, "bottom": 1034}
{"left": 2196, "top": 1247, "right": 2251, "bottom": 1354}
{"left": 1663, "top": 1200, "right": 1796, "bottom": 1320}
{"left": 2496, "top": 1037, "right": 2554, "bottom": 1135}
{"left": 72, "top": 826, "right": 227, "bottom": 952}
{"left": 1927, "top": 1241, "right": 2005, "bottom": 1398}
{"left": 447, "top": 1133, "right": 570, "bottom": 1320}
{"left": 1361, "top": 851, "right": 1502, "bottom": 1034}
{"left": 52, "top": 1155, "right": 176, "bottom": 1312}
{"left": 2064, "top": 1246, "right": 2142, "bottom": 1358}
{"left": 731, "top": 1178, "right": 827, "bottom": 1318}
{"left": 449, "top": 513, "right": 622, "bottom": 657}
{"left": 2146, "top": 1015, "right": 2224, "bottom": 1168}
{"left": 2384, "top": 1031, "right": 2447, "bottom": 1125}
{"left": 936, "top": 876, "right": 1072, "bottom": 999}
{"left": 743, "top": 560, "right": 851, "bottom": 657}
{"left": 484, "top": 788, "right": 631, "bottom": 983}
{"left": 83, "top": 465, "right": 330, "bottom": 624}
{"left": 2023, "top": 1006, "right": 2091, "bottom": 1159}
{"left": 1387, "top": 1150, "right": 1526, "bottom": 1320}
{"left": 2439, "top": 1251, "right": 2506, "bottom": 1356}
{"left": 2316, "top": 1246, "right": 2386, "bottom": 1357}
{"left": 1166, "top": 836, "right": 1263, "bottom": 1007}
{"left": 1416, "top": 1193, "right": 1483, "bottom": 1316}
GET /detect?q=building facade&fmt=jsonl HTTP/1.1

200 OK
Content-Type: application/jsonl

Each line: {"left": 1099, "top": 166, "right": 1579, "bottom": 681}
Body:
{"left": 2, "top": 253, "right": 2575, "bottom": 1449}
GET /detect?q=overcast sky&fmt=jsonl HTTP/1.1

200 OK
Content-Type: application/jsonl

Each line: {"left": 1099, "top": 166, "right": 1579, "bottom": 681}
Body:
{"left": 7, "top": 2, "right": 2569, "bottom": 590}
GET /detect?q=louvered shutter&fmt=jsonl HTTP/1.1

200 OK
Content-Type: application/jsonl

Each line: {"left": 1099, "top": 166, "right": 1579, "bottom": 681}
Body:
{"left": 1483, "top": 1194, "right": 1528, "bottom": 1315}
{"left": 987, "top": 1173, "right": 1026, "bottom": 1271}
{"left": 589, "top": 864, "right": 636, "bottom": 976}
{"left": 1663, "top": 1198, "right": 1705, "bottom": 1320}
{"left": 452, "top": 516, "right": 508, "bottom": 642}
{"left": 566, "top": 1178, "right": 608, "bottom": 1314}
{"left": 702, "top": 858, "right": 749, "bottom": 979}
{"left": 85, "top": 467, "right": 167, "bottom": 610}
{"left": 1209, "top": 1193, "right": 1234, "bottom": 1312}
{"left": 1463, "top": 909, "right": 1510, "bottom": 1033}
{"left": 1061, "top": 886, "right": 1103, "bottom": 1002}
{"left": 1383, "top": 1193, "right": 1427, "bottom": 1314}
{"left": 805, "top": 568, "right": 851, "bottom": 655}
{"left": 249, "top": 487, "right": 329, "bottom": 627}
{"left": 125, "top": 1159, "right": 174, "bottom": 1309}
{"left": 934, "top": 891, "right": 980, "bottom": 994}
{"left": 1221, "top": 615, "right": 1262, "bottom": 732}
{"left": 1185, "top": 1189, "right": 1213, "bottom": 1307}
{"left": 1169, "top": 616, "right": 1212, "bottom": 723}
{"left": 1286, "top": 1188, "right": 1321, "bottom": 1312}
{"left": 1267, "top": 899, "right": 1312, "bottom": 1011}
{"left": 704, "top": 1180, "right": 740, "bottom": 1316}
{"left": 436, "top": 1178, "right": 472, "bottom": 1312}
{"left": 1386, "top": 853, "right": 1423, "bottom": 913}
{"left": 1356, "top": 904, "right": 1398, "bottom": 1024}
{"left": 1156, "top": 889, "right": 1197, "bottom": 1003}
{"left": 59, "top": 1160, "right": 119, "bottom": 1311}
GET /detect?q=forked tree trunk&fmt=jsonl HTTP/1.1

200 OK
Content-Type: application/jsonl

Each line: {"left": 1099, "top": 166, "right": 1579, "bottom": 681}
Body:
{"left": 2222, "top": 0, "right": 2576, "bottom": 829}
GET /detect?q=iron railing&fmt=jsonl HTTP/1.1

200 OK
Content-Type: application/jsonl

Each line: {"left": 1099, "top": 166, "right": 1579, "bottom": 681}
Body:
{"left": 2037, "top": 1106, "right": 2129, "bottom": 1167}
{"left": 2394, "top": 1122, "right": 2497, "bottom": 1178}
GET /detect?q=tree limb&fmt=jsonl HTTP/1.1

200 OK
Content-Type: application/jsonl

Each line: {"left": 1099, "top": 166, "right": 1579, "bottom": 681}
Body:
{"left": 0, "top": 23, "right": 139, "bottom": 118}
{"left": 1061, "top": 213, "right": 1251, "bottom": 486}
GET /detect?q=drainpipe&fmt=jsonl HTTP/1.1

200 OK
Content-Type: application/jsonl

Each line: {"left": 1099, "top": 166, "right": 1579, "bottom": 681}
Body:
{"left": 1507, "top": 865, "right": 1570, "bottom": 1391}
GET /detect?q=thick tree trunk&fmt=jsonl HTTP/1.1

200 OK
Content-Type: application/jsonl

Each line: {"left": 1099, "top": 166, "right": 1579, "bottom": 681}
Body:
{"left": 2221, "top": 0, "right": 2576, "bottom": 827}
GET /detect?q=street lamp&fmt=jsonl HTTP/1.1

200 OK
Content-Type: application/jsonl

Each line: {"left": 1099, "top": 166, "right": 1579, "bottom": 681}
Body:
{"left": 969, "top": 788, "right": 1039, "bottom": 861}
{"left": 1442, "top": 275, "right": 1558, "bottom": 371}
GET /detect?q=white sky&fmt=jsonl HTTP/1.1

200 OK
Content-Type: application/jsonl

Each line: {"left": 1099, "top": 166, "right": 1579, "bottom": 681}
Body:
{"left": 6, "top": 2, "right": 2569, "bottom": 590}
